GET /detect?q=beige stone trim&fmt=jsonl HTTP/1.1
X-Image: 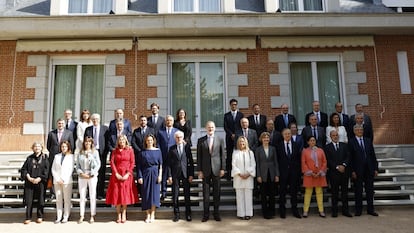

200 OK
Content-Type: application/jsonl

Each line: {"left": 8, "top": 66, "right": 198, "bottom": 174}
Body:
{"left": 16, "top": 39, "right": 132, "bottom": 52}
{"left": 261, "top": 36, "right": 374, "bottom": 49}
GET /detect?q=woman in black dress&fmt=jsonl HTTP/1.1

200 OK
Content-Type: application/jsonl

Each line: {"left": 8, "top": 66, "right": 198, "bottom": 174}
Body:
{"left": 21, "top": 142, "right": 50, "bottom": 224}
{"left": 174, "top": 108, "right": 192, "bottom": 146}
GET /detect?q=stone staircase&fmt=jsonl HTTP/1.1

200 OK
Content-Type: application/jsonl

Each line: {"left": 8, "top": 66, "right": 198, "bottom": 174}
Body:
{"left": 1, "top": 146, "right": 414, "bottom": 211}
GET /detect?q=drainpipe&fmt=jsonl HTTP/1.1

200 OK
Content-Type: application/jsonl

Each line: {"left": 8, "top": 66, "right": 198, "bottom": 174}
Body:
{"left": 131, "top": 37, "right": 139, "bottom": 121}
{"left": 373, "top": 41, "right": 385, "bottom": 119}
{"left": 8, "top": 47, "right": 17, "bottom": 124}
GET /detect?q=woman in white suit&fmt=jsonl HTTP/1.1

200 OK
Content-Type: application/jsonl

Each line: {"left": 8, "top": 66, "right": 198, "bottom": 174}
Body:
{"left": 231, "top": 136, "right": 256, "bottom": 220}
{"left": 76, "top": 136, "right": 101, "bottom": 224}
{"left": 51, "top": 141, "right": 74, "bottom": 224}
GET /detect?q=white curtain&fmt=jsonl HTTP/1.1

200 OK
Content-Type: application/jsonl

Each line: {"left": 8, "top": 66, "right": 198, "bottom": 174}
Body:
{"left": 93, "top": 0, "right": 113, "bottom": 13}
{"left": 280, "top": 0, "right": 298, "bottom": 11}
{"left": 53, "top": 65, "right": 77, "bottom": 126}
{"left": 290, "top": 62, "right": 313, "bottom": 126}
{"left": 199, "top": 0, "right": 221, "bottom": 12}
{"left": 68, "top": 0, "right": 88, "bottom": 13}
{"left": 80, "top": 65, "right": 104, "bottom": 116}
{"left": 172, "top": 63, "right": 196, "bottom": 123}
{"left": 317, "top": 62, "right": 340, "bottom": 115}
{"left": 174, "top": 0, "right": 193, "bottom": 12}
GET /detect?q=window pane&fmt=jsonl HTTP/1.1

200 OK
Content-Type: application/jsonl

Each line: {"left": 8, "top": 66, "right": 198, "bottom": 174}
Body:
{"left": 199, "top": 0, "right": 220, "bottom": 12}
{"left": 290, "top": 62, "right": 313, "bottom": 125}
{"left": 304, "top": 0, "right": 323, "bottom": 11}
{"left": 174, "top": 0, "right": 194, "bottom": 12}
{"left": 280, "top": 0, "right": 298, "bottom": 11}
{"left": 172, "top": 63, "right": 196, "bottom": 124}
{"left": 200, "top": 62, "right": 224, "bottom": 127}
{"left": 93, "top": 0, "right": 113, "bottom": 13}
{"left": 317, "top": 62, "right": 339, "bottom": 116}
{"left": 68, "top": 0, "right": 88, "bottom": 13}
{"left": 53, "top": 65, "right": 77, "bottom": 127}
{"left": 80, "top": 65, "right": 104, "bottom": 116}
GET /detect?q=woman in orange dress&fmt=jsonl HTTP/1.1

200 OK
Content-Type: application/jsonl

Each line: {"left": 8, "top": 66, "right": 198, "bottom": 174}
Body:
{"left": 105, "top": 135, "right": 138, "bottom": 223}
{"left": 301, "top": 135, "right": 327, "bottom": 218}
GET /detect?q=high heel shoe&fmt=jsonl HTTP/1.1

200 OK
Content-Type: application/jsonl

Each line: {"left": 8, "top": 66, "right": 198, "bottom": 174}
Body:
{"left": 319, "top": 212, "right": 326, "bottom": 218}
{"left": 78, "top": 216, "right": 84, "bottom": 224}
{"left": 89, "top": 216, "right": 95, "bottom": 224}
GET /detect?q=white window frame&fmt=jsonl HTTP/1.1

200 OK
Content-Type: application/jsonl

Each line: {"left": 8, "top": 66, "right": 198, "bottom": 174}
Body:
{"left": 288, "top": 53, "right": 346, "bottom": 126}
{"left": 171, "top": 0, "right": 223, "bottom": 13}
{"left": 168, "top": 54, "right": 227, "bottom": 143}
{"left": 48, "top": 56, "right": 106, "bottom": 129}
{"left": 279, "top": 0, "right": 325, "bottom": 12}
{"left": 67, "top": 0, "right": 114, "bottom": 15}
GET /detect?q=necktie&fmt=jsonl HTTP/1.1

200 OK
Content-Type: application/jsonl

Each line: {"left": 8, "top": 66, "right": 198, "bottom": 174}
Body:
{"left": 313, "top": 127, "right": 318, "bottom": 139}
{"left": 167, "top": 128, "right": 170, "bottom": 139}
{"left": 335, "top": 143, "right": 338, "bottom": 151}
{"left": 244, "top": 129, "right": 247, "bottom": 137}
{"left": 286, "top": 142, "right": 291, "bottom": 158}
{"left": 359, "top": 138, "right": 366, "bottom": 158}
{"left": 284, "top": 114, "right": 288, "bottom": 127}
{"left": 256, "top": 115, "right": 259, "bottom": 125}
{"left": 178, "top": 145, "right": 182, "bottom": 158}
{"left": 66, "top": 120, "right": 69, "bottom": 129}
{"left": 142, "top": 127, "right": 145, "bottom": 135}
{"left": 93, "top": 127, "right": 98, "bottom": 148}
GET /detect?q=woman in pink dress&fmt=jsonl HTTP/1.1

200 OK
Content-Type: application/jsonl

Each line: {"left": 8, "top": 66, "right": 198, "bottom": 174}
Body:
{"left": 105, "top": 135, "right": 138, "bottom": 223}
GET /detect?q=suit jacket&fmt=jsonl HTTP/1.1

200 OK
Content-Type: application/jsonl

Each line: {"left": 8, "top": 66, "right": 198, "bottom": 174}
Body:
{"left": 108, "top": 118, "right": 132, "bottom": 134}
{"left": 65, "top": 119, "right": 78, "bottom": 142}
{"left": 46, "top": 129, "right": 75, "bottom": 158}
{"left": 131, "top": 126, "right": 155, "bottom": 155}
{"left": 223, "top": 111, "right": 244, "bottom": 142}
{"left": 301, "top": 126, "right": 326, "bottom": 148}
{"left": 269, "top": 130, "right": 283, "bottom": 147}
{"left": 174, "top": 120, "right": 192, "bottom": 146}
{"left": 107, "top": 129, "right": 132, "bottom": 152}
{"left": 255, "top": 145, "right": 280, "bottom": 182}
{"left": 167, "top": 143, "right": 194, "bottom": 179}
{"left": 235, "top": 128, "right": 259, "bottom": 152}
{"left": 348, "top": 122, "right": 374, "bottom": 142}
{"left": 324, "top": 142, "right": 351, "bottom": 176}
{"left": 291, "top": 134, "right": 304, "bottom": 151}
{"left": 337, "top": 113, "right": 350, "bottom": 129}
{"left": 197, "top": 135, "right": 226, "bottom": 177}
{"left": 147, "top": 115, "right": 165, "bottom": 136}
{"left": 305, "top": 111, "right": 328, "bottom": 128}
{"left": 84, "top": 125, "right": 109, "bottom": 157}
{"left": 157, "top": 127, "right": 179, "bottom": 161}
{"left": 51, "top": 153, "right": 74, "bottom": 184}
{"left": 276, "top": 141, "right": 302, "bottom": 179}
{"left": 349, "top": 137, "right": 378, "bottom": 177}
{"left": 274, "top": 114, "right": 297, "bottom": 132}
{"left": 247, "top": 114, "right": 267, "bottom": 138}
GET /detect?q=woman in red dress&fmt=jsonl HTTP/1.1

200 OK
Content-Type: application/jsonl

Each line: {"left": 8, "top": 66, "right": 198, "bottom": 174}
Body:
{"left": 105, "top": 135, "right": 138, "bottom": 223}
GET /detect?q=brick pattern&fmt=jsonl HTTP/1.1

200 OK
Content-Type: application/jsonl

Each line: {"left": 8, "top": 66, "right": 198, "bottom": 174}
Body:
{"left": 0, "top": 36, "right": 413, "bottom": 150}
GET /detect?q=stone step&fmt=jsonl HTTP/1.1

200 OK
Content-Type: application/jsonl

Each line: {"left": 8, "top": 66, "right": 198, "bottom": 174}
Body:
{"left": 378, "top": 158, "right": 406, "bottom": 166}
{"left": 379, "top": 164, "right": 414, "bottom": 173}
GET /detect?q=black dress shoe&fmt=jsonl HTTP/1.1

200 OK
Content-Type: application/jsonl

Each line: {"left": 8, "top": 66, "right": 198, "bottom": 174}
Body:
{"left": 280, "top": 213, "right": 286, "bottom": 219}
{"left": 186, "top": 215, "right": 192, "bottom": 222}
{"left": 368, "top": 211, "right": 379, "bottom": 217}
{"left": 201, "top": 216, "right": 209, "bottom": 222}
{"left": 214, "top": 215, "right": 221, "bottom": 221}
{"left": 342, "top": 212, "right": 353, "bottom": 217}
{"left": 160, "top": 195, "right": 166, "bottom": 201}
{"left": 173, "top": 215, "right": 179, "bottom": 222}
{"left": 293, "top": 211, "right": 302, "bottom": 219}
{"left": 355, "top": 211, "right": 362, "bottom": 216}
{"left": 244, "top": 216, "right": 251, "bottom": 220}
{"left": 331, "top": 212, "right": 338, "bottom": 218}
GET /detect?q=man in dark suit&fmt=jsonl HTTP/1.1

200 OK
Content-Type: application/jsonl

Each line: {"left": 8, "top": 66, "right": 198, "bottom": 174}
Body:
{"left": 132, "top": 115, "right": 155, "bottom": 157}
{"left": 63, "top": 109, "right": 78, "bottom": 142}
{"left": 301, "top": 114, "right": 326, "bottom": 148}
{"left": 335, "top": 102, "right": 350, "bottom": 133}
{"left": 167, "top": 131, "right": 194, "bottom": 222}
{"left": 324, "top": 129, "right": 352, "bottom": 218}
{"left": 349, "top": 124, "right": 379, "bottom": 217}
{"left": 147, "top": 103, "right": 165, "bottom": 137}
{"left": 276, "top": 128, "right": 302, "bottom": 219}
{"left": 46, "top": 118, "right": 75, "bottom": 199}
{"left": 350, "top": 103, "right": 373, "bottom": 138}
{"left": 274, "top": 104, "right": 297, "bottom": 133}
{"left": 305, "top": 100, "right": 328, "bottom": 129}
{"left": 247, "top": 104, "right": 267, "bottom": 139}
{"left": 223, "top": 99, "right": 243, "bottom": 179}
{"left": 108, "top": 108, "right": 132, "bottom": 134}
{"left": 157, "top": 115, "right": 179, "bottom": 200}
{"left": 107, "top": 119, "right": 132, "bottom": 153}
{"left": 197, "top": 121, "right": 226, "bottom": 222}
{"left": 84, "top": 113, "right": 109, "bottom": 199}
{"left": 236, "top": 118, "right": 259, "bottom": 152}
{"left": 255, "top": 132, "right": 279, "bottom": 219}
{"left": 349, "top": 113, "right": 374, "bottom": 142}
{"left": 266, "top": 119, "right": 282, "bottom": 147}
{"left": 289, "top": 122, "right": 304, "bottom": 151}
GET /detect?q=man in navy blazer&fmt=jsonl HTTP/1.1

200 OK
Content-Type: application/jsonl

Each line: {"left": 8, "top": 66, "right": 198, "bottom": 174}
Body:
{"left": 167, "top": 131, "right": 194, "bottom": 222}
{"left": 107, "top": 119, "right": 132, "bottom": 153}
{"left": 147, "top": 103, "right": 165, "bottom": 137}
{"left": 349, "top": 113, "right": 374, "bottom": 142}
{"left": 108, "top": 108, "right": 132, "bottom": 134}
{"left": 305, "top": 101, "right": 328, "bottom": 129}
{"left": 132, "top": 115, "right": 156, "bottom": 156}
{"left": 157, "top": 115, "right": 179, "bottom": 199}
{"left": 301, "top": 114, "right": 326, "bottom": 148}
{"left": 223, "top": 99, "right": 243, "bottom": 179}
{"left": 247, "top": 104, "right": 267, "bottom": 139}
{"left": 63, "top": 109, "right": 78, "bottom": 142}
{"left": 349, "top": 124, "right": 379, "bottom": 217}
{"left": 276, "top": 128, "right": 302, "bottom": 219}
{"left": 84, "top": 113, "right": 109, "bottom": 199}
{"left": 274, "top": 104, "right": 297, "bottom": 133}
{"left": 335, "top": 102, "right": 350, "bottom": 133}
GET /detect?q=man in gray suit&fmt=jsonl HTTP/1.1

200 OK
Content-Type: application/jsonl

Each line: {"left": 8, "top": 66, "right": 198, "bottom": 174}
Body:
{"left": 236, "top": 118, "right": 259, "bottom": 153}
{"left": 197, "top": 121, "right": 225, "bottom": 222}
{"left": 301, "top": 114, "right": 326, "bottom": 148}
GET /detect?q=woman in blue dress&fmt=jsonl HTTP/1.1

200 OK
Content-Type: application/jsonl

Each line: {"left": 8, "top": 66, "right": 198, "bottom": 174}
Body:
{"left": 137, "top": 134, "right": 162, "bottom": 223}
